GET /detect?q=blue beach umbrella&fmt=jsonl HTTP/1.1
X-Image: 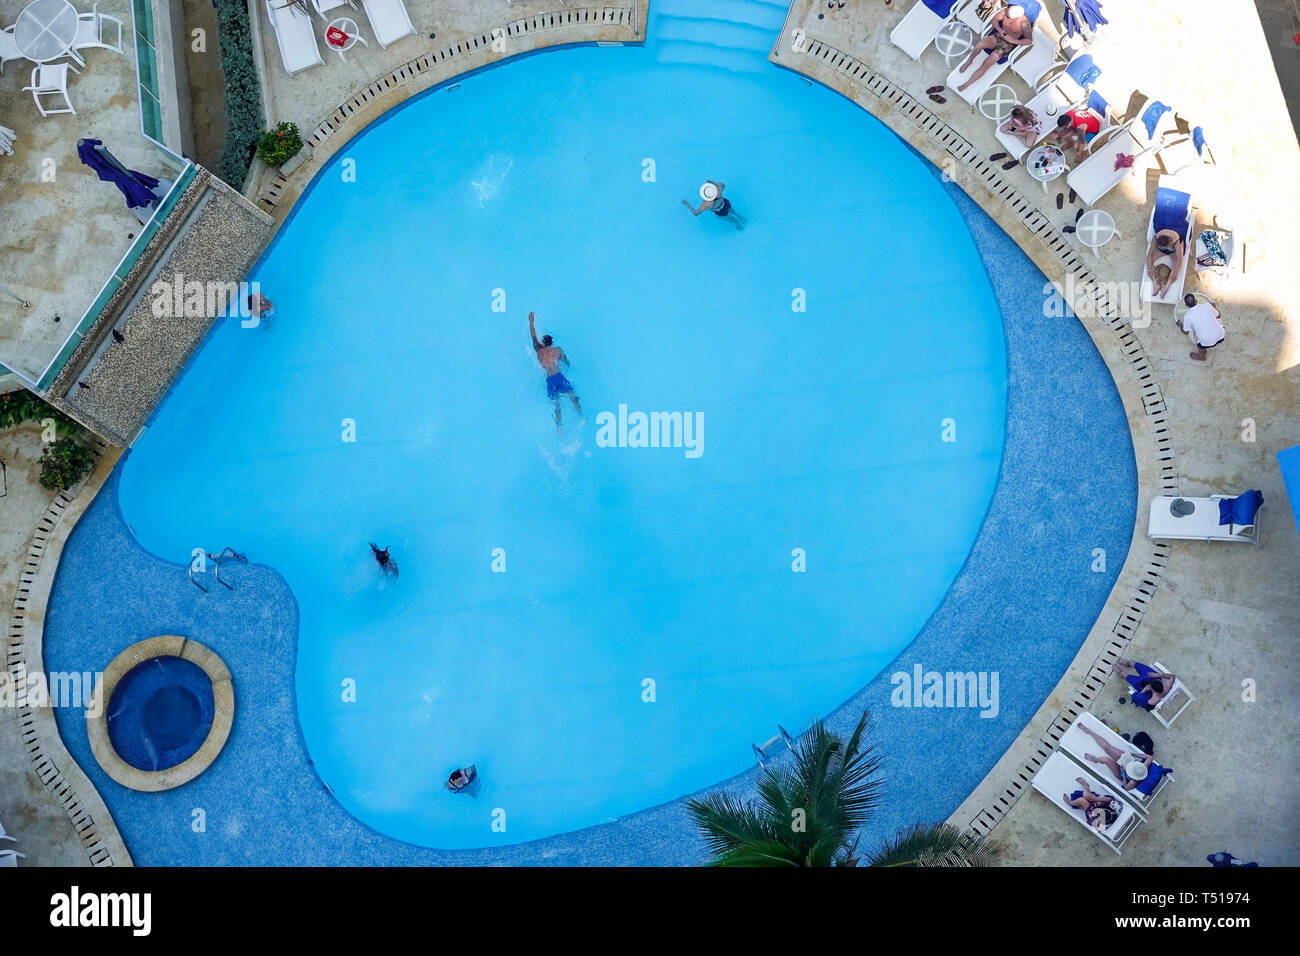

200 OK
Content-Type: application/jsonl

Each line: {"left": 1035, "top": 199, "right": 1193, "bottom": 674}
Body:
{"left": 76, "top": 138, "right": 161, "bottom": 209}
{"left": 1277, "top": 444, "right": 1300, "bottom": 534}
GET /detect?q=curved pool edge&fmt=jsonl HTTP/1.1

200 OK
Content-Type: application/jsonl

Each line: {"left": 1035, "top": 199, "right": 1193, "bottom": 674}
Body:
{"left": 24, "top": 6, "right": 1158, "bottom": 863}
{"left": 763, "top": 20, "right": 1174, "bottom": 840}
{"left": 5, "top": 440, "right": 134, "bottom": 866}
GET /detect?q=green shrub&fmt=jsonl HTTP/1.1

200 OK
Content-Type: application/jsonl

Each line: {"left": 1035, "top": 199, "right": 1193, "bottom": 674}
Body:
{"left": 39, "top": 437, "right": 95, "bottom": 490}
{"left": 214, "top": 0, "right": 266, "bottom": 187}
{"left": 0, "top": 389, "right": 78, "bottom": 434}
{"left": 256, "top": 121, "right": 303, "bottom": 167}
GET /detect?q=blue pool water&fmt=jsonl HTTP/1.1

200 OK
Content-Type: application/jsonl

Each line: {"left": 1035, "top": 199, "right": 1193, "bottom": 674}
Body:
{"left": 107, "top": 657, "right": 215, "bottom": 772}
{"left": 116, "top": 3, "right": 1007, "bottom": 848}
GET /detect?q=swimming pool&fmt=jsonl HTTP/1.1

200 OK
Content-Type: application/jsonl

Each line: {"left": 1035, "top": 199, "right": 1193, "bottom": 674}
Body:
{"left": 114, "top": 1, "right": 1007, "bottom": 848}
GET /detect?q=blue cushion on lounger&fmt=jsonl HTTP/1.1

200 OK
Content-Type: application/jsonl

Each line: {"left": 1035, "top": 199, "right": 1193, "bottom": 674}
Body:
{"left": 923, "top": 0, "right": 960, "bottom": 16}
{"left": 1218, "top": 490, "right": 1263, "bottom": 526}
{"left": 1141, "top": 101, "right": 1169, "bottom": 139}
{"left": 1064, "top": 55, "right": 1100, "bottom": 89}
{"left": 1152, "top": 186, "right": 1191, "bottom": 236}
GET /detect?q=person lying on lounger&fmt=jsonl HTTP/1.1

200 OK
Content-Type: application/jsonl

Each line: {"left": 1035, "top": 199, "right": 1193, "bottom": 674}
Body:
{"left": 1078, "top": 725, "right": 1173, "bottom": 796}
{"left": 954, "top": 5, "right": 1034, "bottom": 93}
{"left": 1114, "top": 659, "right": 1176, "bottom": 710}
{"left": 999, "top": 105, "right": 1042, "bottom": 146}
{"left": 1063, "top": 778, "right": 1122, "bottom": 831}
{"left": 1145, "top": 227, "right": 1186, "bottom": 298}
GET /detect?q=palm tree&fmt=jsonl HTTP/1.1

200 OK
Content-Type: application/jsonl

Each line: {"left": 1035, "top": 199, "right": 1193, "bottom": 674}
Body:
{"left": 685, "top": 711, "right": 999, "bottom": 867}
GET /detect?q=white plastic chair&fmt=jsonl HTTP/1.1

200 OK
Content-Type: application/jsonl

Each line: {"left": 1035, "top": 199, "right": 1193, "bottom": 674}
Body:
{"left": 67, "top": 4, "right": 126, "bottom": 67}
{"left": 0, "top": 817, "right": 16, "bottom": 842}
{"left": 313, "top": 0, "right": 357, "bottom": 16}
{"left": 24, "top": 62, "right": 80, "bottom": 117}
{"left": 360, "top": 0, "right": 415, "bottom": 49}
{"left": 1, "top": 25, "right": 22, "bottom": 74}
{"left": 1149, "top": 661, "right": 1196, "bottom": 728}
{"left": 0, "top": 849, "right": 25, "bottom": 866}
{"left": 267, "top": 0, "right": 325, "bottom": 75}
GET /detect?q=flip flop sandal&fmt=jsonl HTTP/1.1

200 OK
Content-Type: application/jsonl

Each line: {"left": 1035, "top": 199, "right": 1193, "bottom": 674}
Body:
{"left": 1075, "top": 208, "right": 1084, "bottom": 222}
{"left": 1063, "top": 226, "right": 1076, "bottom": 233}
{"left": 989, "top": 152, "right": 1008, "bottom": 161}
{"left": 1056, "top": 193, "right": 1064, "bottom": 209}
{"left": 927, "top": 86, "right": 944, "bottom": 94}
{"left": 929, "top": 94, "right": 947, "bottom": 104}
{"left": 1068, "top": 188, "right": 1078, "bottom": 203}
{"left": 1001, "top": 160, "right": 1018, "bottom": 170}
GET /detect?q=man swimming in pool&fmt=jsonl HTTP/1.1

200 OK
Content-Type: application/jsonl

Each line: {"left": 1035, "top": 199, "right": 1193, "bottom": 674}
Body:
{"left": 529, "top": 311, "right": 583, "bottom": 428}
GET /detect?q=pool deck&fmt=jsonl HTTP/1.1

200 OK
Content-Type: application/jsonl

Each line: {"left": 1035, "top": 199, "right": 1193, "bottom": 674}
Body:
{"left": 2, "top": 0, "right": 1298, "bottom": 865}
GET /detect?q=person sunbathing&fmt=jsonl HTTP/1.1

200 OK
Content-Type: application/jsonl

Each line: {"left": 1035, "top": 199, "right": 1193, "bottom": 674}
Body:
{"left": 1145, "top": 228, "right": 1186, "bottom": 298}
{"left": 954, "top": 4, "right": 1034, "bottom": 93}
{"left": 999, "top": 105, "right": 1042, "bottom": 147}
{"left": 1114, "top": 659, "right": 1176, "bottom": 710}
{"left": 1063, "top": 778, "right": 1121, "bottom": 831}
{"left": 1078, "top": 725, "right": 1173, "bottom": 796}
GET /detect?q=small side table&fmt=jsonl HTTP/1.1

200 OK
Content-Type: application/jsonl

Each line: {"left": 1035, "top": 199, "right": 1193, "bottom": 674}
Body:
{"left": 1075, "top": 209, "right": 1119, "bottom": 257}
{"left": 325, "top": 17, "right": 366, "bottom": 62}
{"left": 934, "top": 22, "right": 973, "bottom": 66}
{"left": 978, "top": 84, "right": 1017, "bottom": 122}
{"left": 1026, "top": 143, "right": 1066, "bottom": 193}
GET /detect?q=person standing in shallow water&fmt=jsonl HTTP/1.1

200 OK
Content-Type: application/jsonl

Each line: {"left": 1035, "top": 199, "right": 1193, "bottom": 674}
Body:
{"left": 370, "top": 543, "right": 398, "bottom": 577}
{"left": 682, "top": 180, "right": 746, "bottom": 230}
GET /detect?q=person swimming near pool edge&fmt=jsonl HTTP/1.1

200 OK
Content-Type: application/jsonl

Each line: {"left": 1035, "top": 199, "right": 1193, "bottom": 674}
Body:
{"left": 681, "top": 180, "right": 747, "bottom": 230}
{"left": 529, "top": 311, "right": 583, "bottom": 429}
{"left": 369, "top": 542, "right": 399, "bottom": 577}
{"left": 247, "top": 292, "right": 274, "bottom": 328}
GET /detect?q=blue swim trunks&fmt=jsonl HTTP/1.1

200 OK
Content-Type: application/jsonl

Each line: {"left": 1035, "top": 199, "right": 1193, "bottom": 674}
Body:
{"left": 546, "top": 373, "right": 574, "bottom": 399}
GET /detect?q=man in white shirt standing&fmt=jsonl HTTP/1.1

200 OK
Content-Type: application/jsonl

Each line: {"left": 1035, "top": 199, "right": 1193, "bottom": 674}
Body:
{"left": 1179, "top": 294, "right": 1225, "bottom": 361}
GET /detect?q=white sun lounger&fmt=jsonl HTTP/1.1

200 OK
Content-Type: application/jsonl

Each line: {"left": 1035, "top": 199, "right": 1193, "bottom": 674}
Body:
{"left": 1147, "top": 661, "right": 1196, "bottom": 729}
{"left": 1058, "top": 712, "right": 1172, "bottom": 814}
{"left": 1148, "top": 494, "right": 1260, "bottom": 543}
{"left": 267, "top": 0, "right": 324, "bottom": 76}
{"left": 1008, "top": 25, "right": 1060, "bottom": 88}
{"left": 889, "top": 0, "right": 968, "bottom": 61}
{"left": 992, "top": 57, "right": 1099, "bottom": 162}
{"left": 1139, "top": 175, "right": 1194, "bottom": 305}
{"left": 1066, "top": 99, "right": 1178, "bottom": 207}
{"left": 360, "top": 0, "right": 415, "bottom": 49}
{"left": 0, "top": 849, "right": 24, "bottom": 866}
{"left": 1031, "top": 752, "right": 1142, "bottom": 854}
{"left": 0, "top": 818, "right": 15, "bottom": 843}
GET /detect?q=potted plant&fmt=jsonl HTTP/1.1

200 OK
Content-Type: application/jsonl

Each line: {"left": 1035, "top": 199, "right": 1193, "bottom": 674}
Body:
{"left": 255, "top": 121, "right": 304, "bottom": 169}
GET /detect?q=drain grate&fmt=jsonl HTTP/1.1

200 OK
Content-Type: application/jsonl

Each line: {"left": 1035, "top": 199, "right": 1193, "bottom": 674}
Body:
{"left": 6, "top": 438, "right": 122, "bottom": 866}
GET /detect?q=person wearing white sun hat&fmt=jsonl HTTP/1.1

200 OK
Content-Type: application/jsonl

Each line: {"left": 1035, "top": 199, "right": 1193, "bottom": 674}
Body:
{"left": 681, "top": 179, "right": 747, "bottom": 229}
{"left": 1078, "top": 724, "right": 1173, "bottom": 797}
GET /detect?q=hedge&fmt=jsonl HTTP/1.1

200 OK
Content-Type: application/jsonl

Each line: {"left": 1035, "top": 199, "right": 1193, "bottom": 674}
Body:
{"left": 214, "top": 0, "right": 266, "bottom": 187}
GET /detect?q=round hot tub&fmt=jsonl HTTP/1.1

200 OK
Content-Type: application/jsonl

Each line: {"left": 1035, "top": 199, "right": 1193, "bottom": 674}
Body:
{"left": 107, "top": 657, "right": 215, "bottom": 771}
{"left": 88, "top": 636, "right": 234, "bottom": 792}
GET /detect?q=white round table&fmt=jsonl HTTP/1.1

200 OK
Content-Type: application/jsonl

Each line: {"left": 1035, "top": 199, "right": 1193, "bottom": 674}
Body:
{"left": 1026, "top": 144, "right": 1066, "bottom": 193}
{"left": 1075, "top": 209, "right": 1119, "bottom": 257}
{"left": 978, "top": 84, "right": 1017, "bottom": 122}
{"left": 934, "top": 22, "right": 973, "bottom": 66}
{"left": 325, "top": 17, "right": 367, "bottom": 62}
{"left": 14, "top": 0, "right": 79, "bottom": 63}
